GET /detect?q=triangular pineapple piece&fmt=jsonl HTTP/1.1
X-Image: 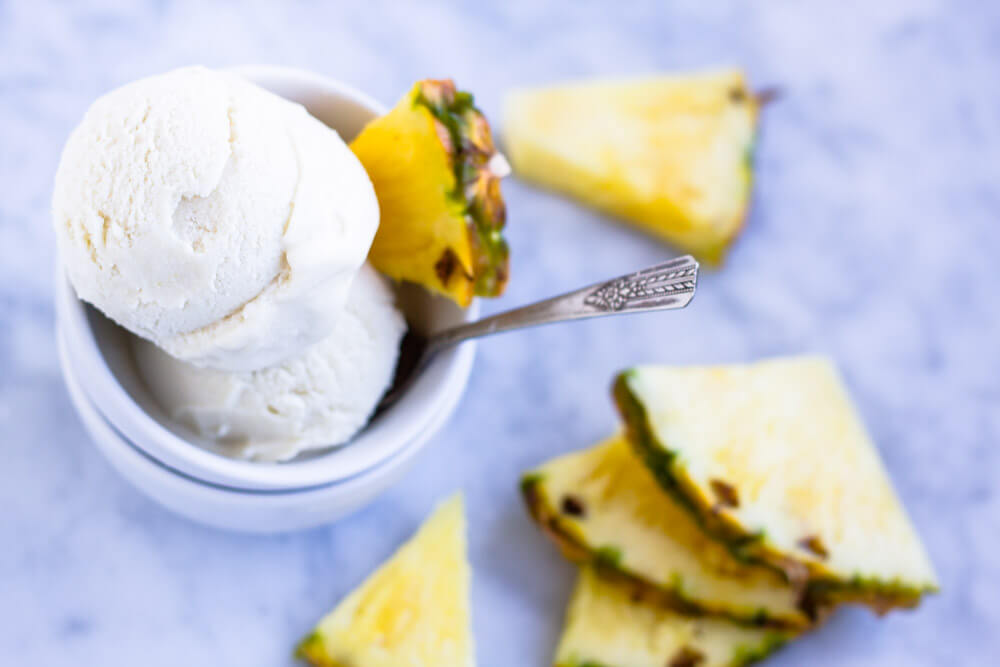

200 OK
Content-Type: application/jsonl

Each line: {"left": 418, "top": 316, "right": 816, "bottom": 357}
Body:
{"left": 614, "top": 356, "right": 938, "bottom": 613}
{"left": 351, "top": 79, "right": 509, "bottom": 307}
{"left": 504, "top": 70, "right": 758, "bottom": 263}
{"left": 555, "top": 567, "right": 791, "bottom": 667}
{"left": 522, "top": 435, "right": 808, "bottom": 628}
{"left": 296, "top": 494, "right": 474, "bottom": 667}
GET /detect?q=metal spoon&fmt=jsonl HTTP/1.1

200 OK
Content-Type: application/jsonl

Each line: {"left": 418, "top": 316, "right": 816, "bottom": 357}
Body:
{"left": 378, "top": 255, "right": 700, "bottom": 412}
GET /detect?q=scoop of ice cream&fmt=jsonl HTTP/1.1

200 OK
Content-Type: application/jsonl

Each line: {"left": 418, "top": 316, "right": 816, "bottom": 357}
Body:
{"left": 132, "top": 265, "right": 407, "bottom": 461}
{"left": 53, "top": 66, "right": 378, "bottom": 371}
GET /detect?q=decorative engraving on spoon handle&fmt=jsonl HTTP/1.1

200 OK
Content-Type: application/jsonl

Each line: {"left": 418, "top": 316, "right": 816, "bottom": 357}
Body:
{"left": 582, "top": 256, "right": 699, "bottom": 312}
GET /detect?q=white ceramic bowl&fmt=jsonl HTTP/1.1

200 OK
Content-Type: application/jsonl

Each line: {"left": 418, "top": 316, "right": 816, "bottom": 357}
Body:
{"left": 55, "top": 66, "right": 477, "bottom": 506}
{"left": 57, "top": 328, "right": 467, "bottom": 533}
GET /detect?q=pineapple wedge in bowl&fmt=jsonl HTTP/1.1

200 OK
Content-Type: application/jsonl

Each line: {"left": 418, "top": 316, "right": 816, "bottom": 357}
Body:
{"left": 521, "top": 435, "right": 809, "bottom": 628}
{"left": 351, "top": 79, "right": 510, "bottom": 307}
{"left": 614, "top": 356, "right": 939, "bottom": 613}
{"left": 555, "top": 567, "right": 791, "bottom": 667}
{"left": 504, "top": 70, "right": 759, "bottom": 263}
{"left": 296, "top": 494, "right": 474, "bottom": 667}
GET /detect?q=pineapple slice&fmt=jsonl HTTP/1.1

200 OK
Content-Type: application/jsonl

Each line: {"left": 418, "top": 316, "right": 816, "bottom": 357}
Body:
{"left": 351, "top": 79, "right": 509, "bottom": 307}
{"left": 522, "top": 435, "right": 809, "bottom": 628}
{"left": 504, "top": 70, "right": 759, "bottom": 262}
{"left": 614, "top": 356, "right": 939, "bottom": 613}
{"left": 296, "top": 495, "right": 474, "bottom": 667}
{"left": 555, "top": 567, "right": 791, "bottom": 667}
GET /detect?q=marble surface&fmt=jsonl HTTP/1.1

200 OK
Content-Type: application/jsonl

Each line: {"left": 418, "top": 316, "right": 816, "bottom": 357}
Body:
{"left": 2, "top": 1, "right": 998, "bottom": 664}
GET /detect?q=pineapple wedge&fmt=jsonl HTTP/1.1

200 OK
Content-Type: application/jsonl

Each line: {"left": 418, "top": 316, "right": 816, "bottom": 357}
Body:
{"left": 296, "top": 495, "right": 474, "bottom": 667}
{"left": 613, "top": 356, "right": 939, "bottom": 613}
{"left": 555, "top": 567, "right": 791, "bottom": 667}
{"left": 351, "top": 79, "right": 509, "bottom": 307}
{"left": 522, "top": 435, "right": 809, "bottom": 628}
{"left": 504, "top": 70, "right": 758, "bottom": 262}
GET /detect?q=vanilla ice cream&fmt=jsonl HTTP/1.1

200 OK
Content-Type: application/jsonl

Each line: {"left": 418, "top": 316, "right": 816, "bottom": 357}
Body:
{"left": 53, "top": 66, "right": 378, "bottom": 371}
{"left": 132, "top": 265, "right": 407, "bottom": 461}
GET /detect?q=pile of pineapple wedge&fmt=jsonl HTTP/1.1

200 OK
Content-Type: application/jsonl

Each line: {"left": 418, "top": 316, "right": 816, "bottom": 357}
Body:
{"left": 294, "top": 358, "right": 935, "bottom": 667}
{"left": 292, "top": 73, "right": 936, "bottom": 666}
{"left": 522, "top": 356, "right": 938, "bottom": 666}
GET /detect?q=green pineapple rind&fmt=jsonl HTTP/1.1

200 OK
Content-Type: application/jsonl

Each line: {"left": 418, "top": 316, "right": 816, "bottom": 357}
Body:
{"left": 294, "top": 631, "right": 333, "bottom": 666}
{"left": 729, "top": 631, "right": 794, "bottom": 666}
{"left": 413, "top": 82, "right": 509, "bottom": 297}
{"left": 554, "top": 628, "right": 790, "bottom": 667}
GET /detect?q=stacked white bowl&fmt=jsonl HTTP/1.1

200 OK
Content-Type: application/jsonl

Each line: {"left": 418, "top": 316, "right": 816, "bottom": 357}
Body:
{"left": 55, "top": 67, "right": 477, "bottom": 533}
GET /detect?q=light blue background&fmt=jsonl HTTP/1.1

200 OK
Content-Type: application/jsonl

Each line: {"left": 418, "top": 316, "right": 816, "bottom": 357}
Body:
{"left": 2, "top": 1, "right": 997, "bottom": 665}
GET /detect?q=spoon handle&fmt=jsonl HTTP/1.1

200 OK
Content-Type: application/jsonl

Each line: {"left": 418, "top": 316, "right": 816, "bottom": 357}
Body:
{"left": 428, "top": 255, "right": 699, "bottom": 352}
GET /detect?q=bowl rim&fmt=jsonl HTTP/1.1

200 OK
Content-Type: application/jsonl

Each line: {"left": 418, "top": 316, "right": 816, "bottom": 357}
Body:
{"left": 55, "top": 65, "right": 478, "bottom": 491}
{"left": 227, "top": 64, "right": 387, "bottom": 115}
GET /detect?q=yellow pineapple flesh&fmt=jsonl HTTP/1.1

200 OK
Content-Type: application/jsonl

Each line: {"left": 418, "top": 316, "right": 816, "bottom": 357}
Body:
{"left": 504, "top": 70, "right": 759, "bottom": 263}
{"left": 351, "top": 80, "right": 509, "bottom": 307}
{"left": 296, "top": 494, "right": 474, "bottom": 667}
{"left": 614, "top": 357, "right": 939, "bottom": 612}
{"left": 555, "top": 567, "right": 791, "bottom": 667}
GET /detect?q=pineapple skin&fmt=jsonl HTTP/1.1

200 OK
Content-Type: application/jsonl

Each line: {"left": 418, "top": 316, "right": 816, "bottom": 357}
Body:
{"left": 351, "top": 80, "right": 509, "bottom": 307}
{"left": 295, "top": 494, "right": 474, "bottom": 667}
{"left": 503, "top": 70, "right": 758, "bottom": 263}
{"left": 520, "top": 436, "right": 810, "bottom": 629}
{"left": 554, "top": 567, "right": 791, "bottom": 667}
{"left": 613, "top": 358, "right": 939, "bottom": 615}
